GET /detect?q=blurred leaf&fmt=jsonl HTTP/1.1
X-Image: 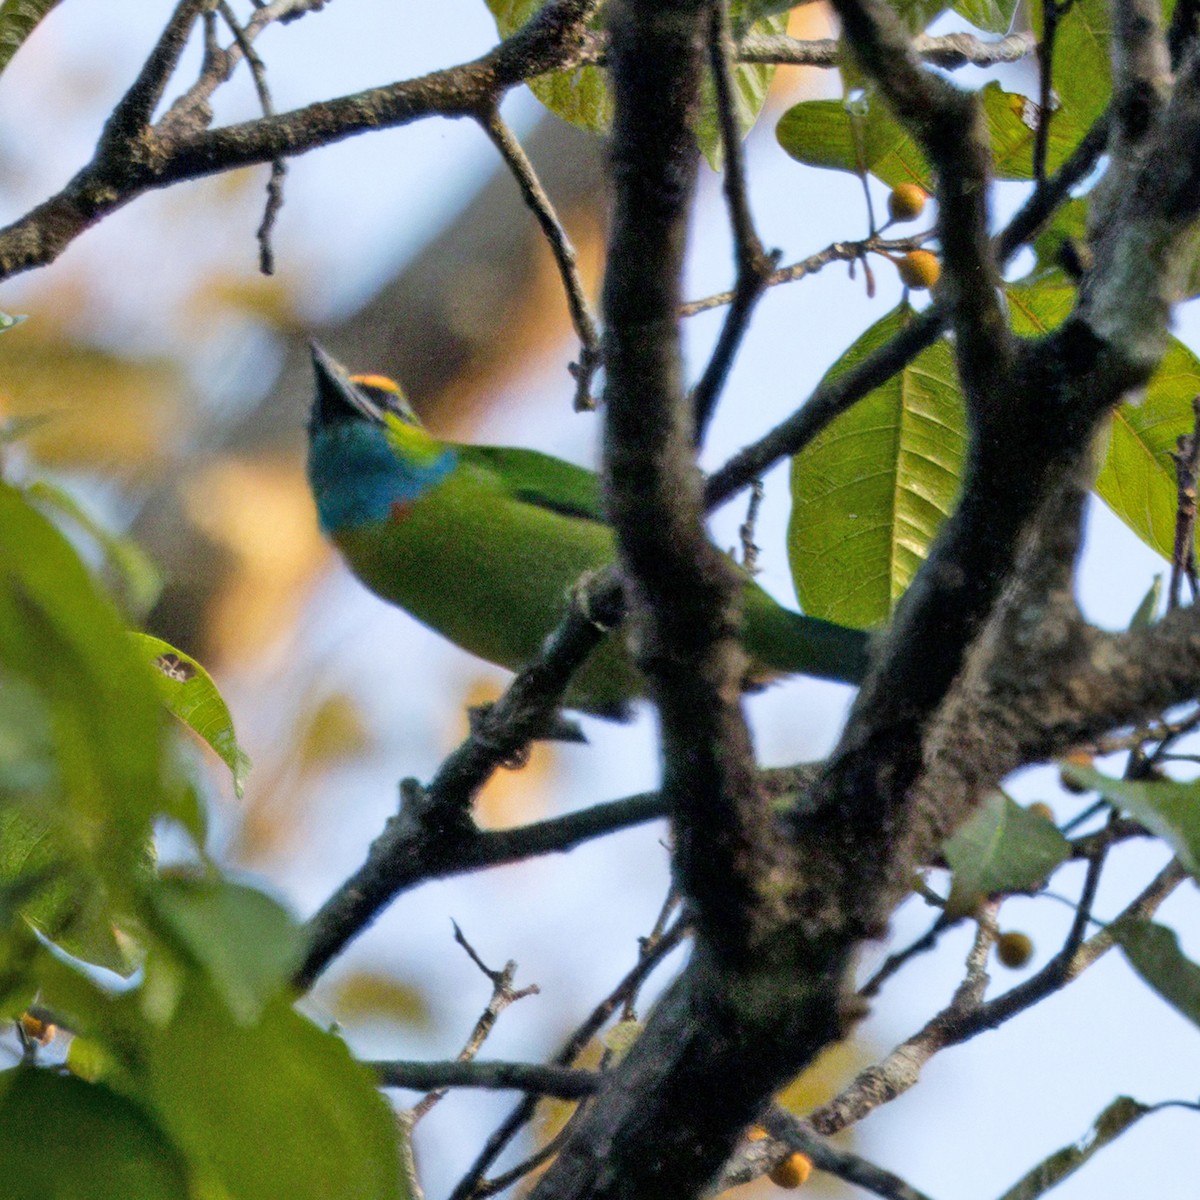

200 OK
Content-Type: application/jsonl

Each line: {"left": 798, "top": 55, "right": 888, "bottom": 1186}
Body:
{"left": 741, "top": 0, "right": 806, "bottom": 18}
{"left": 0, "top": 485, "right": 204, "bottom": 973}
{"left": 1130, "top": 575, "right": 1161, "bottom": 628}
{"left": 888, "top": 0, "right": 951, "bottom": 29}
{"left": 325, "top": 971, "right": 432, "bottom": 1029}
{"left": 0, "top": 807, "right": 137, "bottom": 975}
{"left": 190, "top": 274, "right": 305, "bottom": 332}
{"left": 27, "top": 480, "right": 164, "bottom": 618}
{"left": 995, "top": 1095, "right": 1150, "bottom": 1200}
{"left": 485, "top": 0, "right": 611, "bottom": 131}
{"left": 953, "top": 0, "right": 1019, "bottom": 33}
{"left": 603, "top": 1018, "right": 642, "bottom": 1063}
{"left": 0, "top": 1068, "right": 190, "bottom": 1200}
{"left": 776, "top": 93, "right": 931, "bottom": 189}
{"left": 788, "top": 304, "right": 966, "bottom": 628}
{"left": 1005, "top": 274, "right": 1077, "bottom": 335}
{"left": 0, "top": 482, "right": 180, "bottom": 868}
{"left": 0, "top": 309, "right": 25, "bottom": 330}
{"left": 139, "top": 988, "right": 407, "bottom": 1200}
{"left": 696, "top": 5, "right": 788, "bottom": 170}
{"left": 133, "top": 633, "right": 250, "bottom": 800}
{"left": 1030, "top": 197, "right": 1088, "bottom": 278}
{"left": 0, "top": 0, "right": 58, "bottom": 75}
{"left": 1092, "top": 337, "right": 1200, "bottom": 561}
{"left": 1115, "top": 919, "right": 1200, "bottom": 1027}
{"left": 182, "top": 457, "right": 328, "bottom": 663}
{"left": 943, "top": 792, "right": 1071, "bottom": 917}
{"left": 1060, "top": 765, "right": 1200, "bottom": 877}
{"left": 67, "top": 1036, "right": 118, "bottom": 1083}
{"left": 1039, "top": 0, "right": 1111, "bottom": 134}
{"left": 777, "top": 1037, "right": 872, "bottom": 1115}
{"left": 297, "top": 692, "right": 372, "bottom": 770}
{"left": 0, "top": 334, "right": 186, "bottom": 476}
{"left": 148, "top": 877, "right": 302, "bottom": 1025}
{"left": 0, "top": 675, "right": 54, "bottom": 797}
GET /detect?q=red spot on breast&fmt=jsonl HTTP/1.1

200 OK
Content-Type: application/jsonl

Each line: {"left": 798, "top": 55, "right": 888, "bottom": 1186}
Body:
{"left": 389, "top": 500, "right": 413, "bottom": 522}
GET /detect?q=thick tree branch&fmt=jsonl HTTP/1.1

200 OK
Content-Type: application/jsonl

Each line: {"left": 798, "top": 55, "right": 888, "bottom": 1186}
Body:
{"left": 599, "top": 0, "right": 767, "bottom": 962}
{"left": 0, "top": 0, "right": 599, "bottom": 281}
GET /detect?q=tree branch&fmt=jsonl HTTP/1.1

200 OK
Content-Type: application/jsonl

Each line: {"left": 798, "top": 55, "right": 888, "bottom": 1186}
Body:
{"left": 374, "top": 1058, "right": 598, "bottom": 1100}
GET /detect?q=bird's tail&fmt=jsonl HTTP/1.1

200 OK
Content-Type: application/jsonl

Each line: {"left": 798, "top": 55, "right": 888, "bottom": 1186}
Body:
{"left": 743, "top": 594, "right": 871, "bottom": 687}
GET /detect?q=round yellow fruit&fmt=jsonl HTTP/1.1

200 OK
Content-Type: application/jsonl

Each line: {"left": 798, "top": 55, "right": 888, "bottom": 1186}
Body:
{"left": 996, "top": 931, "right": 1034, "bottom": 969}
{"left": 888, "top": 183, "right": 928, "bottom": 222}
{"left": 897, "top": 249, "right": 940, "bottom": 290}
{"left": 770, "top": 1152, "right": 814, "bottom": 1189}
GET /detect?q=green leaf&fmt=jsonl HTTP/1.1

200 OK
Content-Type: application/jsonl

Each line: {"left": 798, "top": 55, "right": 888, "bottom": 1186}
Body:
{"left": 0, "top": 483, "right": 182, "bottom": 873}
{"left": 980, "top": 83, "right": 1089, "bottom": 182}
{"left": 132, "top": 633, "right": 250, "bottom": 800}
{"left": 741, "top": 0, "right": 805, "bottom": 18}
{"left": 1060, "top": 765, "right": 1200, "bottom": 878}
{"left": 140, "top": 988, "right": 407, "bottom": 1200}
{"left": 0, "top": 1068, "right": 190, "bottom": 1199}
{"left": 148, "top": 877, "right": 303, "bottom": 1024}
{"left": 1029, "top": 197, "right": 1089, "bottom": 278}
{"left": 788, "top": 304, "right": 966, "bottom": 628}
{"left": 0, "top": 807, "right": 138, "bottom": 975}
{"left": 889, "top": 0, "right": 952, "bottom": 31}
{"left": 1130, "top": 575, "right": 1162, "bottom": 628}
{"left": 952, "top": 0, "right": 1020, "bottom": 33}
{"left": 943, "top": 792, "right": 1071, "bottom": 917}
{"left": 776, "top": 93, "right": 932, "bottom": 189}
{"left": 27, "top": 480, "right": 164, "bottom": 619}
{"left": 0, "top": 309, "right": 25, "bottom": 330}
{"left": 1092, "top": 337, "right": 1200, "bottom": 561}
{"left": 1005, "top": 274, "right": 1077, "bottom": 335}
{"left": 995, "top": 1095, "right": 1151, "bottom": 1200}
{"left": 0, "top": 0, "right": 58, "bottom": 76}
{"left": 696, "top": 6, "right": 788, "bottom": 170}
{"left": 484, "top": 0, "right": 611, "bottom": 131}
{"left": 1040, "top": 0, "right": 1111, "bottom": 134}
{"left": 1115, "top": 919, "right": 1200, "bottom": 1027}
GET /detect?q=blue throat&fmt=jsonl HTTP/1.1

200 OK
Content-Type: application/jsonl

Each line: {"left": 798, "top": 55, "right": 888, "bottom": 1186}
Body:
{"left": 308, "top": 423, "right": 458, "bottom": 533}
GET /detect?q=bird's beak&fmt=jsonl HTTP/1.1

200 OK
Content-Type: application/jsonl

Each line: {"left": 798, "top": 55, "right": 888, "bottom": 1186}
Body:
{"left": 309, "top": 341, "right": 381, "bottom": 430}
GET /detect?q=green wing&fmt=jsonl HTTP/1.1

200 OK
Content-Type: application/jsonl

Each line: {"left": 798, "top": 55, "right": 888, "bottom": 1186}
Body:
{"left": 466, "top": 445, "right": 606, "bottom": 523}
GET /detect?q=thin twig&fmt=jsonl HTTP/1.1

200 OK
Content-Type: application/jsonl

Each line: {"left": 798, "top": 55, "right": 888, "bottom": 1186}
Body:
{"left": 809, "top": 861, "right": 1187, "bottom": 1136}
{"left": 859, "top": 910, "right": 962, "bottom": 999}
{"left": 738, "top": 479, "right": 764, "bottom": 574}
{"left": 215, "top": 0, "right": 287, "bottom": 274}
{"left": 409, "top": 925, "right": 540, "bottom": 1122}
{"left": 1032, "top": 1, "right": 1061, "bottom": 185}
{"left": 450, "top": 915, "right": 689, "bottom": 1200}
{"left": 691, "top": 0, "right": 778, "bottom": 443}
{"left": 479, "top": 108, "right": 602, "bottom": 411}
{"left": 376, "top": 1059, "right": 596, "bottom": 1100}
{"left": 681, "top": 230, "right": 929, "bottom": 317}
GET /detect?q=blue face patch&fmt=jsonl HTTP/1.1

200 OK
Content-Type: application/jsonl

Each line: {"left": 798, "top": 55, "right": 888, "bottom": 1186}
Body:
{"left": 308, "top": 422, "right": 457, "bottom": 533}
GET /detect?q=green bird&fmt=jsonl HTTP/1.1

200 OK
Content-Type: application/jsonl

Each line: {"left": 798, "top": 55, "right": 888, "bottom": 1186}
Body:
{"left": 306, "top": 343, "right": 869, "bottom": 718}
